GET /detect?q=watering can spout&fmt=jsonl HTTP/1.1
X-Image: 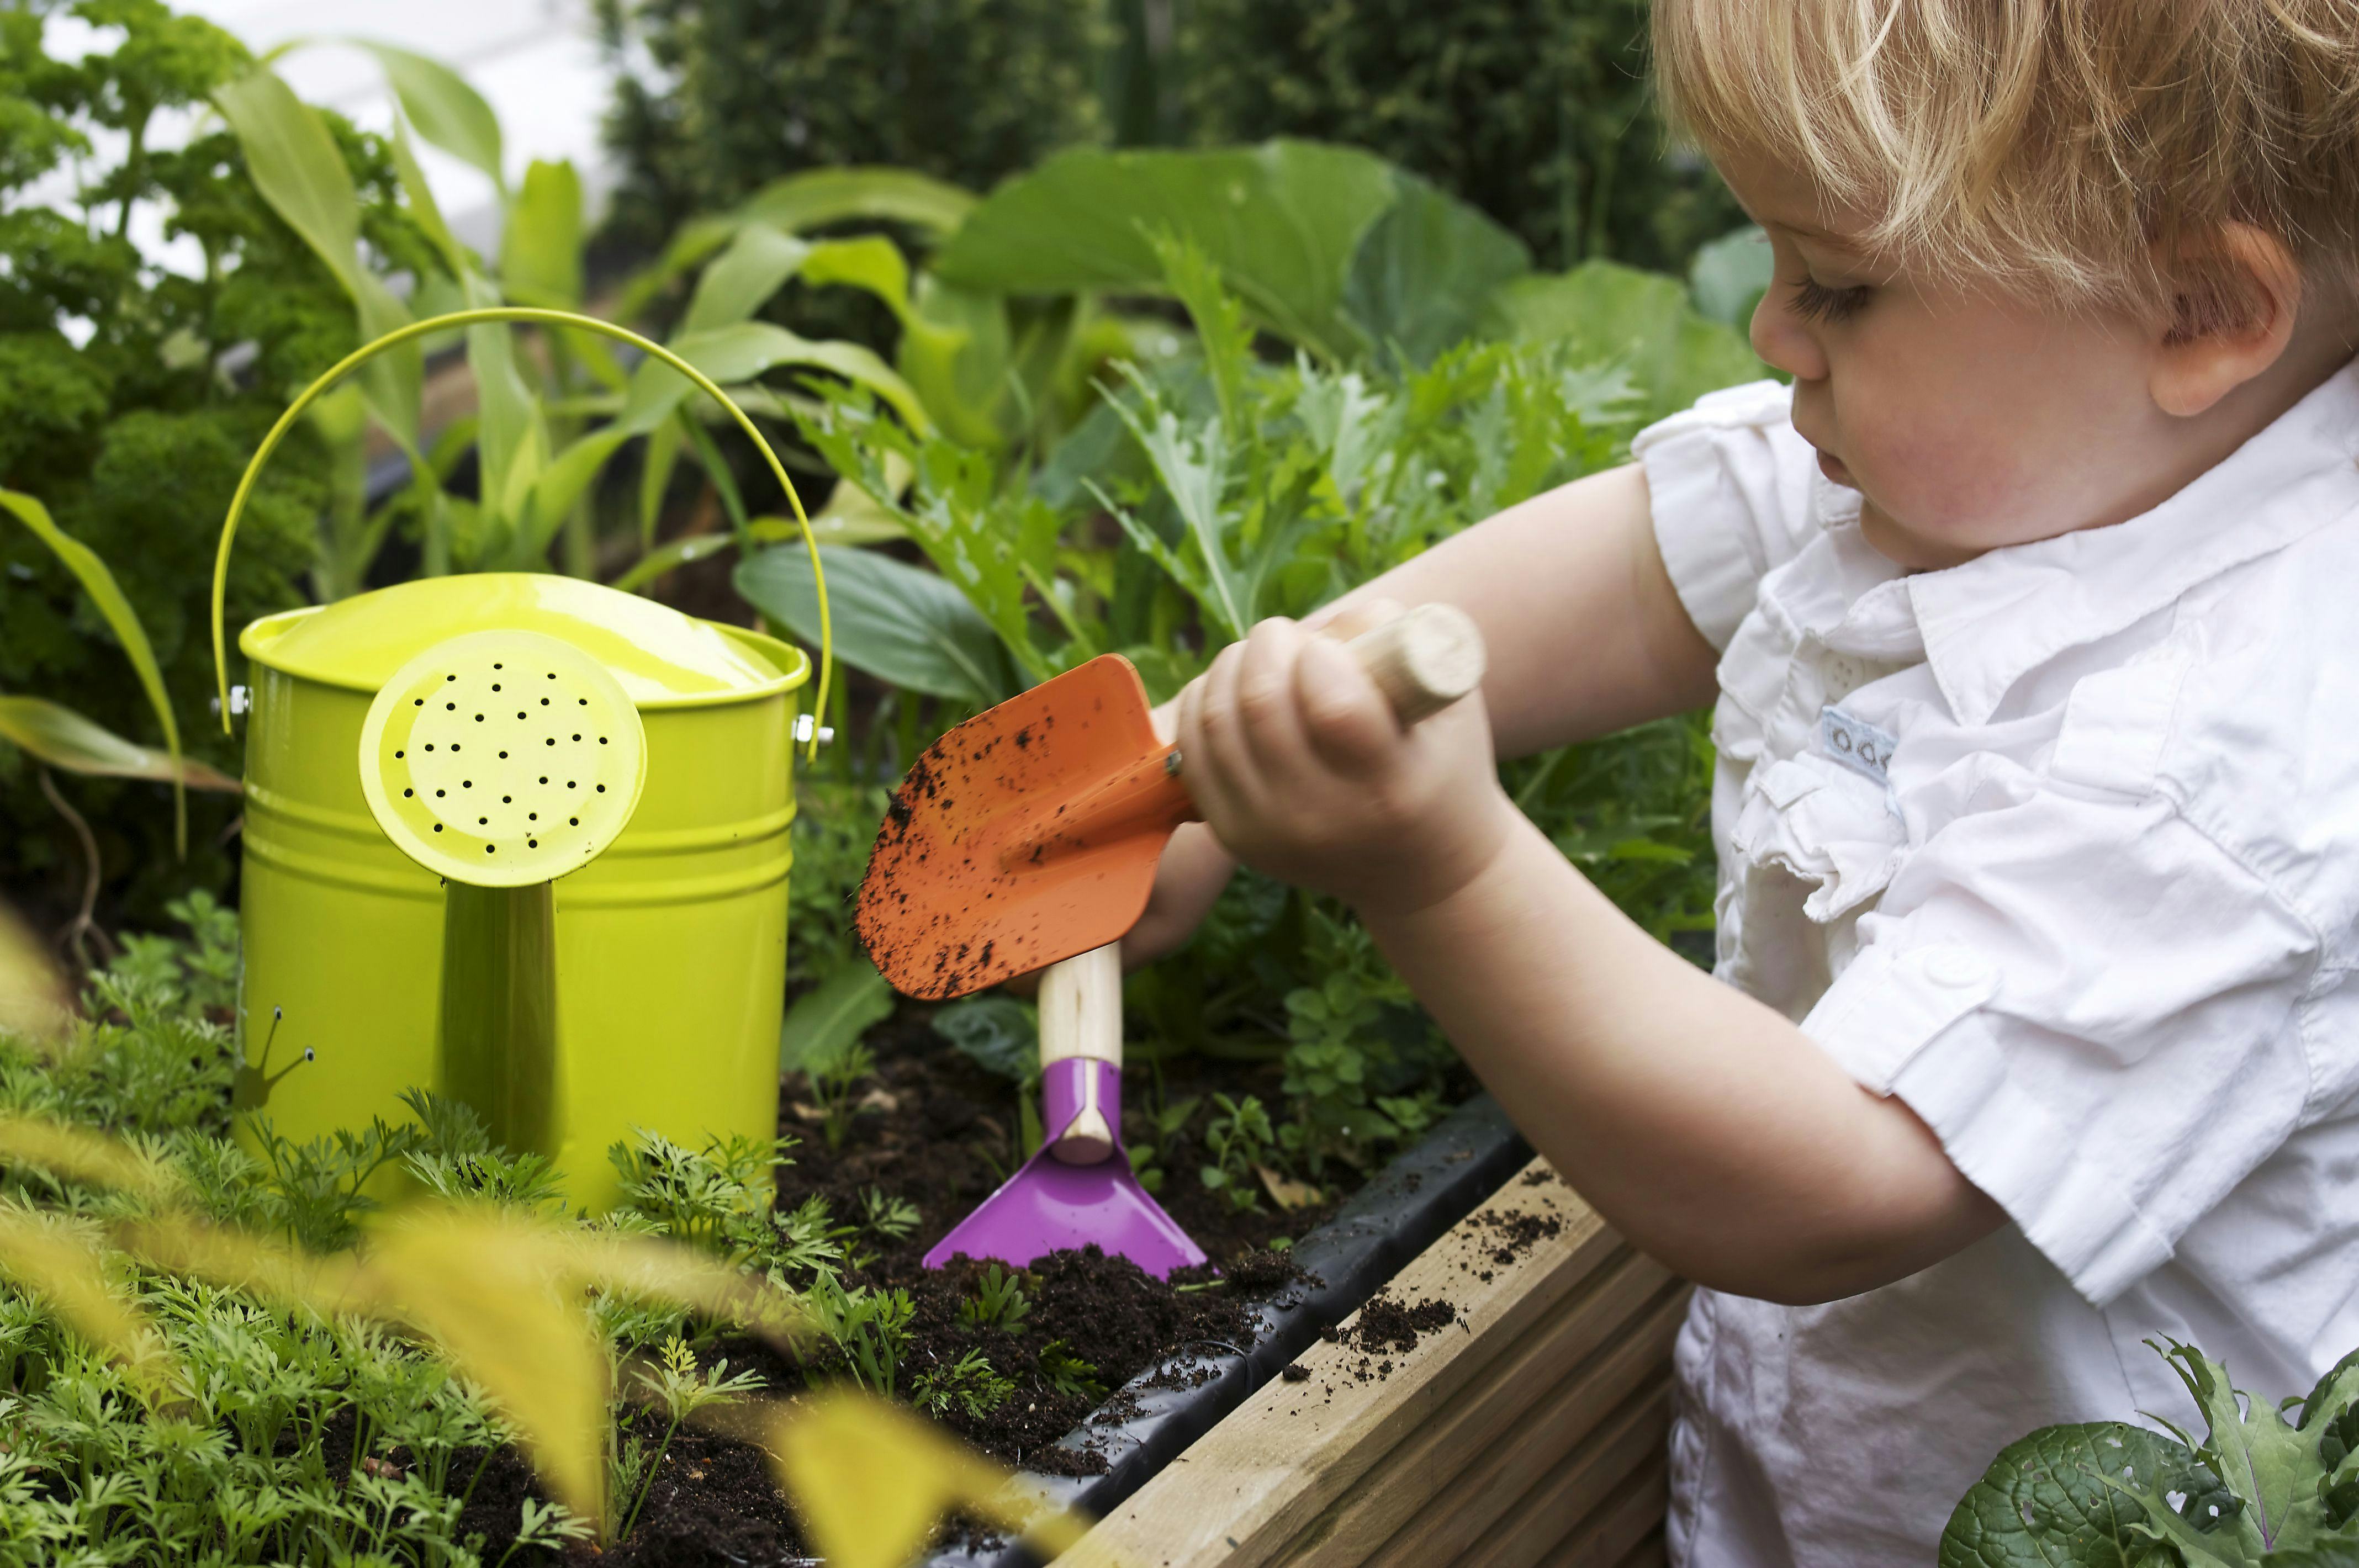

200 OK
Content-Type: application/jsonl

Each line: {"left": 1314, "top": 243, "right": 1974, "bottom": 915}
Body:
{"left": 357, "top": 629, "right": 649, "bottom": 1156}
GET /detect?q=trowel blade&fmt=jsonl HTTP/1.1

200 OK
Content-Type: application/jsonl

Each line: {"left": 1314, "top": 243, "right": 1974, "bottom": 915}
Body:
{"left": 855, "top": 655, "right": 1193, "bottom": 1000}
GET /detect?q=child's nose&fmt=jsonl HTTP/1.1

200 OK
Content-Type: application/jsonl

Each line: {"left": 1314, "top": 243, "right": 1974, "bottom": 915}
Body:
{"left": 1751, "top": 292, "right": 1831, "bottom": 383}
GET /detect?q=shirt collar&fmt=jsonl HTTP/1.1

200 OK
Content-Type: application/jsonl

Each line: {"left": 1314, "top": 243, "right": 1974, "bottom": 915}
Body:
{"left": 1903, "top": 358, "right": 2359, "bottom": 727}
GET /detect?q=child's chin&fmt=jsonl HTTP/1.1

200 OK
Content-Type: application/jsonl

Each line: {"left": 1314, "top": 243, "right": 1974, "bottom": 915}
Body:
{"left": 1858, "top": 502, "right": 1986, "bottom": 572}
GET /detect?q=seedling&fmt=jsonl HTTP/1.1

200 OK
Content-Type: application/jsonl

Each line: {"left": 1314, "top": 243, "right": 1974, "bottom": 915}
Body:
{"left": 617, "top": 1334, "right": 764, "bottom": 1540}
{"left": 959, "top": 1263, "right": 1032, "bottom": 1333}
{"left": 1037, "top": 1339, "right": 1106, "bottom": 1401}
{"left": 1200, "top": 1094, "right": 1278, "bottom": 1213}
{"left": 806, "top": 1271, "right": 916, "bottom": 1397}
{"left": 805, "top": 1036, "right": 880, "bottom": 1152}
{"left": 913, "top": 1348, "right": 1015, "bottom": 1420}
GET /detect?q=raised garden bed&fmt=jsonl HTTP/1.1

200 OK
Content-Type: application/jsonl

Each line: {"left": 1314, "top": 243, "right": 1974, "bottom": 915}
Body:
{"left": 1059, "top": 1159, "right": 1690, "bottom": 1568}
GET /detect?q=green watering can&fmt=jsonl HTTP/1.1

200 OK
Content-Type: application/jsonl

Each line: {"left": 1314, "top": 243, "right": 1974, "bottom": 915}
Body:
{"left": 209, "top": 309, "right": 834, "bottom": 1210}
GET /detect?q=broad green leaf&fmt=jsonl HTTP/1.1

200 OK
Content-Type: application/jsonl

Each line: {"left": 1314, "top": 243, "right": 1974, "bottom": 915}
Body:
{"left": 503, "top": 160, "right": 584, "bottom": 309}
{"left": 214, "top": 67, "right": 419, "bottom": 449}
{"left": 612, "top": 531, "right": 739, "bottom": 595}
{"left": 350, "top": 40, "right": 505, "bottom": 198}
{"left": 801, "top": 236, "right": 914, "bottom": 319}
{"left": 682, "top": 223, "right": 812, "bottom": 336}
{"left": 896, "top": 276, "right": 1014, "bottom": 450}
{"left": 2164, "top": 1340, "right": 2324, "bottom": 1555}
{"left": 734, "top": 543, "right": 1018, "bottom": 709}
{"left": 930, "top": 997, "right": 1036, "bottom": 1084}
{"left": 779, "top": 960, "right": 895, "bottom": 1073}
{"left": 0, "top": 697, "right": 238, "bottom": 792}
{"left": 1341, "top": 172, "right": 1532, "bottom": 368}
{"left": 617, "top": 167, "right": 977, "bottom": 322}
{"left": 0, "top": 491, "right": 212, "bottom": 849}
{"left": 737, "top": 166, "right": 978, "bottom": 239}
{"left": 659, "top": 324, "right": 930, "bottom": 435}
{"left": 1690, "top": 225, "right": 1773, "bottom": 328}
{"left": 1485, "top": 259, "right": 1766, "bottom": 422}
{"left": 932, "top": 140, "right": 1404, "bottom": 363}
{"left": 1938, "top": 1422, "right": 2196, "bottom": 1568}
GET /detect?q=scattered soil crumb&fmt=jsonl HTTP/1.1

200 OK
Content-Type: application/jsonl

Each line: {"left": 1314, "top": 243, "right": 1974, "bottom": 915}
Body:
{"left": 1467, "top": 1205, "right": 1564, "bottom": 1267}
{"left": 1281, "top": 1364, "right": 1311, "bottom": 1382}
{"left": 1520, "top": 1167, "right": 1558, "bottom": 1187}
{"left": 1350, "top": 1294, "right": 1458, "bottom": 1353}
{"left": 1221, "top": 1248, "right": 1309, "bottom": 1294}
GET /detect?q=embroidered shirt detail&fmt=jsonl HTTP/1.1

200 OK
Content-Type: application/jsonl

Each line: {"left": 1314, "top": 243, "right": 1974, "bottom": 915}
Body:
{"left": 1819, "top": 705, "right": 1897, "bottom": 785}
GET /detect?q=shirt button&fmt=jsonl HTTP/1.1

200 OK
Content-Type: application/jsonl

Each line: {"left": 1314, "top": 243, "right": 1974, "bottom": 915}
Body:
{"left": 1924, "top": 950, "right": 1990, "bottom": 989}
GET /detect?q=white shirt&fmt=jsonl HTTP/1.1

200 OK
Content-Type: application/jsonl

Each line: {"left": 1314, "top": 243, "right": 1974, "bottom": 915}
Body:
{"left": 1634, "top": 365, "right": 2359, "bottom": 1566}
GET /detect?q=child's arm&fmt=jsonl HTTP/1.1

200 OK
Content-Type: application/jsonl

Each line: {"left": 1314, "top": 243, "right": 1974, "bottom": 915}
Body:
{"left": 1172, "top": 616, "right": 2004, "bottom": 1305}
{"left": 1128, "top": 462, "right": 1722, "bottom": 965}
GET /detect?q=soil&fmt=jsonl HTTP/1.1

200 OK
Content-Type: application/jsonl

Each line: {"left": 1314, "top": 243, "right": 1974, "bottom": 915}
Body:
{"left": 463, "top": 1008, "right": 1382, "bottom": 1563}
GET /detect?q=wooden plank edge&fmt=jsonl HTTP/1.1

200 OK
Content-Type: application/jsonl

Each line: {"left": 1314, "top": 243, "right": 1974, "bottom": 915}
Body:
{"left": 1287, "top": 1269, "right": 1686, "bottom": 1568}
{"left": 1055, "top": 1160, "right": 1617, "bottom": 1568}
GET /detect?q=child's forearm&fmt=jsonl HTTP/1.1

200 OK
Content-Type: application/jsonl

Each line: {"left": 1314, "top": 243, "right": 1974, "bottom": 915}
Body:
{"left": 1355, "top": 810, "right": 2004, "bottom": 1304}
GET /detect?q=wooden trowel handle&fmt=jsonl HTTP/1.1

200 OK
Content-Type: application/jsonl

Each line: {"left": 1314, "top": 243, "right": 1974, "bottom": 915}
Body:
{"left": 1342, "top": 602, "right": 1487, "bottom": 726}
{"left": 1039, "top": 940, "right": 1122, "bottom": 1163}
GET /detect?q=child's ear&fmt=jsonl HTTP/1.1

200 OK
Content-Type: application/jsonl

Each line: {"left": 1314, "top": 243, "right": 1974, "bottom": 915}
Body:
{"left": 2149, "top": 223, "right": 2303, "bottom": 418}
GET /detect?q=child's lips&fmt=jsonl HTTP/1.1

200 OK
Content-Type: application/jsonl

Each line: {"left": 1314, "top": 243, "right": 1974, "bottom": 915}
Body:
{"left": 1815, "top": 447, "right": 1856, "bottom": 488}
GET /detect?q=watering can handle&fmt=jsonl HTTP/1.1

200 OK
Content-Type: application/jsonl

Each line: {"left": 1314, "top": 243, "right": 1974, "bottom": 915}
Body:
{"left": 207, "top": 306, "right": 834, "bottom": 760}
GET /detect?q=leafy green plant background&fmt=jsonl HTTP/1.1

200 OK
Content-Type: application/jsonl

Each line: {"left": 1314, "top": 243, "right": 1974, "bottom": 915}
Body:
{"left": 0, "top": 0, "right": 1784, "bottom": 1551}
{"left": 593, "top": 0, "right": 1741, "bottom": 275}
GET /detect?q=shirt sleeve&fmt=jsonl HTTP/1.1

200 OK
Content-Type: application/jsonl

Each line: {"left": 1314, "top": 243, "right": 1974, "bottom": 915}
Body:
{"left": 1799, "top": 788, "right": 2320, "bottom": 1306}
{"left": 1630, "top": 378, "right": 1822, "bottom": 651}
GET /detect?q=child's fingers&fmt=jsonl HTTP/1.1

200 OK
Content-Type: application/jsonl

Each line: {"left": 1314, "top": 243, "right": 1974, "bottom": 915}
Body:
{"left": 1234, "top": 619, "right": 1318, "bottom": 780}
{"left": 1301, "top": 595, "right": 1404, "bottom": 640}
{"left": 1177, "top": 643, "right": 1250, "bottom": 824}
{"left": 1295, "top": 633, "right": 1400, "bottom": 773}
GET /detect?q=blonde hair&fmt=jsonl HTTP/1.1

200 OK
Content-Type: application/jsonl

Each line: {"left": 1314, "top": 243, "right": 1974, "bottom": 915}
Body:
{"left": 1652, "top": 0, "right": 2359, "bottom": 325}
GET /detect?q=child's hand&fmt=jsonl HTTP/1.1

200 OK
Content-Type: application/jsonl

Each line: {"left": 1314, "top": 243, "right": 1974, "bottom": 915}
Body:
{"left": 1172, "top": 610, "right": 1516, "bottom": 918}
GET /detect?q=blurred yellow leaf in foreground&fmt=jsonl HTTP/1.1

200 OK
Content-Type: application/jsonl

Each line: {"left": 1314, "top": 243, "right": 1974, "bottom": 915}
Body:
{"left": 766, "top": 1387, "right": 1092, "bottom": 1568}
{"left": 0, "top": 905, "right": 69, "bottom": 1041}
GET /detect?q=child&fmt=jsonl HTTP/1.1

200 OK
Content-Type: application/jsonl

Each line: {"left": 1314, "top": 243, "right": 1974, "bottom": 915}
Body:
{"left": 1131, "top": 2, "right": 2359, "bottom": 1561}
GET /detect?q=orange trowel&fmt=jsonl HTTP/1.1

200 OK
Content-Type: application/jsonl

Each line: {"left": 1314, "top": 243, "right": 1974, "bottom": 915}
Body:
{"left": 855, "top": 603, "right": 1488, "bottom": 1002}
{"left": 862, "top": 603, "right": 1488, "bottom": 1278}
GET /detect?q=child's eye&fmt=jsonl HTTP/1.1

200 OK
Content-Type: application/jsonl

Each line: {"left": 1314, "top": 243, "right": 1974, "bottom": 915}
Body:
{"left": 1791, "top": 276, "right": 1873, "bottom": 325}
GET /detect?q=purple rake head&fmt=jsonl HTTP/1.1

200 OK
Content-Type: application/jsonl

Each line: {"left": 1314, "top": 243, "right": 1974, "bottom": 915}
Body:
{"left": 922, "top": 1058, "right": 1206, "bottom": 1278}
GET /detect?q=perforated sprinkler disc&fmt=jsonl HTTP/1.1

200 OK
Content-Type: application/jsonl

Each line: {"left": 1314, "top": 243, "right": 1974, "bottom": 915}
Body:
{"left": 357, "top": 629, "right": 648, "bottom": 888}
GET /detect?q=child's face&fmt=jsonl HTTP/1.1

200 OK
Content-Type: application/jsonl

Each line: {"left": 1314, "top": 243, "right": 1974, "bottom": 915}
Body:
{"left": 1718, "top": 155, "right": 2198, "bottom": 571}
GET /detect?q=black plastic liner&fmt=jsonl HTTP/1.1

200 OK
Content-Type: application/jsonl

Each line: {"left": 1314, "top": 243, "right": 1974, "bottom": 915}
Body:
{"left": 925, "top": 1093, "right": 1531, "bottom": 1568}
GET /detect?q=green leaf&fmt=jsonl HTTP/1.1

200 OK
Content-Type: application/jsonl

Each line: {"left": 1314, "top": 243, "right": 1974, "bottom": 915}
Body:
{"left": 1485, "top": 260, "right": 1766, "bottom": 423}
{"left": 502, "top": 160, "right": 584, "bottom": 309}
{"left": 682, "top": 224, "right": 814, "bottom": 336}
{"left": 734, "top": 544, "right": 1018, "bottom": 709}
{"left": 737, "top": 166, "right": 978, "bottom": 239}
{"left": 213, "top": 67, "right": 419, "bottom": 450}
{"left": 618, "top": 167, "right": 976, "bottom": 322}
{"left": 1689, "top": 226, "right": 1773, "bottom": 329}
{"left": 629, "top": 323, "right": 932, "bottom": 437}
{"left": 1938, "top": 1422, "right": 2196, "bottom": 1568}
{"left": 929, "top": 997, "right": 1037, "bottom": 1084}
{"left": 2161, "top": 1340, "right": 2325, "bottom": 1556}
{"left": 0, "top": 490, "right": 202, "bottom": 849}
{"left": 779, "top": 961, "right": 895, "bottom": 1073}
{"left": 932, "top": 140, "right": 1405, "bottom": 363}
{"left": 896, "top": 276, "right": 1015, "bottom": 450}
{"left": 0, "top": 698, "right": 239, "bottom": 792}
{"left": 349, "top": 40, "right": 505, "bottom": 198}
{"left": 1341, "top": 172, "right": 1532, "bottom": 369}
